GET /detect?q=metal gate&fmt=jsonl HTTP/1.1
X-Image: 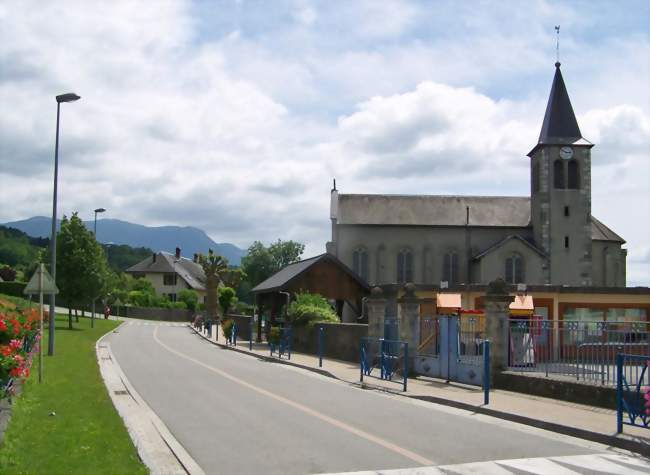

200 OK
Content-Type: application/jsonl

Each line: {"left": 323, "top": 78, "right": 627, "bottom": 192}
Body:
{"left": 414, "top": 314, "right": 486, "bottom": 386}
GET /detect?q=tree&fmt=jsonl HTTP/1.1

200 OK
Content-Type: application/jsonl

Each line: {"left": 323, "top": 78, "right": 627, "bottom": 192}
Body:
{"left": 241, "top": 239, "right": 304, "bottom": 289}
{"left": 217, "top": 286, "right": 237, "bottom": 315}
{"left": 47, "top": 213, "right": 109, "bottom": 329}
{"left": 221, "top": 267, "right": 245, "bottom": 290}
{"left": 198, "top": 249, "right": 228, "bottom": 323}
{"left": 178, "top": 289, "right": 199, "bottom": 312}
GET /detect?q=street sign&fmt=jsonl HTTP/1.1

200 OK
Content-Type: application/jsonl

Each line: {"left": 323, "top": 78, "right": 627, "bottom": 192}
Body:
{"left": 23, "top": 266, "right": 59, "bottom": 295}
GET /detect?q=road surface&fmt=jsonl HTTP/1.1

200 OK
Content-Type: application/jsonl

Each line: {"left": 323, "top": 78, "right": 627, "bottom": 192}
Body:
{"left": 106, "top": 321, "right": 641, "bottom": 474}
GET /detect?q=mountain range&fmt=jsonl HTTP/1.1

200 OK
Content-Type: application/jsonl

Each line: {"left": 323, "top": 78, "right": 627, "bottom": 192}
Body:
{"left": 2, "top": 216, "right": 246, "bottom": 266}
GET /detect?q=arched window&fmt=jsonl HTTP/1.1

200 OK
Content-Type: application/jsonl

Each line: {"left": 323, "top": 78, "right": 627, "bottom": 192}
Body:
{"left": 442, "top": 251, "right": 459, "bottom": 285}
{"left": 553, "top": 159, "right": 565, "bottom": 189}
{"left": 352, "top": 247, "right": 369, "bottom": 282}
{"left": 396, "top": 248, "right": 413, "bottom": 283}
{"left": 567, "top": 159, "right": 579, "bottom": 189}
{"left": 505, "top": 254, "right": 524, "bottom": 284}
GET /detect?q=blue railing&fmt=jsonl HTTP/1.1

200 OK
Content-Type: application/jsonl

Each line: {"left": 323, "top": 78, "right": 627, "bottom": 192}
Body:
{"left": 616, "top": 353, "right": 650, "bottom": 433}
{"left": 269, "top": 327, "right": 292, "bottom": 360}
{"left": 360, "top": 337, "right": 408, "bottom": 392}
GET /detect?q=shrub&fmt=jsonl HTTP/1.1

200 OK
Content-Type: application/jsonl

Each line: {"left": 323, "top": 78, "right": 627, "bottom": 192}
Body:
{"left": 171, "top": 301, "right": 187, "bottom": 310}
{"left": 234, "top": 301, "right": 254, "bottom": 316}
{"left": 0, "top": 266, "right": 17, "bottom": 282}
{"left": 286, "top": 292, "right": 339, "bottom": 326}
{"left": 268, "top": 326, "right": 281, "bottom": 345}
{"left": 0, "top": 281, "right": 27, "bottom": 298}
{"left": 222, "top": 318, "right": 235, "bottom": 340}
{"left": 178, "top": 289, "right": 198, "bottom": 312}
{"left": 218, "top": 287, "right": 237, "bottom": 315}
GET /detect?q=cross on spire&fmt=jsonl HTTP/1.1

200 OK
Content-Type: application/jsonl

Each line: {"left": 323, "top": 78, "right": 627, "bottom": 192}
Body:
{"left": 555, "top": 25, "right": 561, "bottom": 65}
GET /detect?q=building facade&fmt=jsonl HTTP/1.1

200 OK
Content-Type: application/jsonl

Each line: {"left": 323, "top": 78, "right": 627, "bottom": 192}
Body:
{"left": 327, "top": 63, "right": 627, "bottom": 288}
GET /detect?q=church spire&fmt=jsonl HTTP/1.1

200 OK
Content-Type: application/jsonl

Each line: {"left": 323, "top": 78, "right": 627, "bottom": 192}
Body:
{"left": 537, "top": 62, "right": 582, "bottom": 145}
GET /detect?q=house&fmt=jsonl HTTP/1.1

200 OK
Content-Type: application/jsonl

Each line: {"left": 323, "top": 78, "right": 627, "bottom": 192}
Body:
{"left": 327, "top": 61, "right": 626, "bottom": 290}
{"left": 126, "top": 248, "right": 207, "bottom": 302}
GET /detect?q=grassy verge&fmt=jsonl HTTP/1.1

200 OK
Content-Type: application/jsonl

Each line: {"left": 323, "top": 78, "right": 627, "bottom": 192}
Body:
{"left": 0, "top": 295, "right": 147, "bottom": 474}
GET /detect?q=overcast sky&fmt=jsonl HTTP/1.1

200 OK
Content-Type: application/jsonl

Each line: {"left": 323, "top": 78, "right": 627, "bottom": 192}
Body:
{"left": 0, "top": 0, "right": 648, "bottom": 285}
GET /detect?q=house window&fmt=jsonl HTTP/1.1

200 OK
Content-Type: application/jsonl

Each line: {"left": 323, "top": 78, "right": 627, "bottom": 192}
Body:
{"left": 505, "top": 254, "right": 524, "bottom": 284}
{"left": 568, "top": 159, "right": 579, "bottom": 189}
{"left": 163, "top": 274, "right": 177, "bottom": 286}
{"left": 442, "top": 251, "right": 459, "bottom": 285}
{"left": 396, "top": 248, "right": 413, "bottom": 283}
{"left": 554, "top": 159, "right": 565, "bottom": 189}
{"left": 352, "top": 247, "right": 369, "bottom": 282}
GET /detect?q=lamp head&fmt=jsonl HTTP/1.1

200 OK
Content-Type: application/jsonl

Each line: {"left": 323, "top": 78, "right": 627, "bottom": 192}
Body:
{"left": 94, "top": 208, "right": 106, "bottom": 214}
{"left": 56, "top": 93, "right": 81, "bottom": 103}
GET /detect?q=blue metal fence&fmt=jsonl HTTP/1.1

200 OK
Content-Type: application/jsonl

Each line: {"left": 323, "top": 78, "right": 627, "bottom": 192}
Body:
{"left": 269, "top": 327, "right": 292, "bottom": 360}
{"left": 360, "top": 337, "right": 408, "bottom": 392}
{"left": 616, "top": 353, "right": 650, "bottom": 433}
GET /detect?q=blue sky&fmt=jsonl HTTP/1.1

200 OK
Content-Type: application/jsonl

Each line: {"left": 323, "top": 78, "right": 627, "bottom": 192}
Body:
{"left": 0, "top": 0, "right": 648, "bottom": 285}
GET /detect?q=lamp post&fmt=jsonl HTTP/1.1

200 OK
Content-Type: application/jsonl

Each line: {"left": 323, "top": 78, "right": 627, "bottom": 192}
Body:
{"left": 94, "top": 207, "right": 106, "bottom": 237}
{"left": 49, "top": 92, "right": 81, "bottom": 356}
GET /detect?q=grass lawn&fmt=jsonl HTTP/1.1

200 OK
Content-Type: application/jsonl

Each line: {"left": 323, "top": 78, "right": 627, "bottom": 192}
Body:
{"left": 0, "top": 296, "right": 147, "bottom": 474}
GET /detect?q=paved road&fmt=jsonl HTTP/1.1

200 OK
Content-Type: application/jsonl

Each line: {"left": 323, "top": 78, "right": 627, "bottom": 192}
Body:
{"left": 107, "top": 322, "right": 636, "bottom": 475}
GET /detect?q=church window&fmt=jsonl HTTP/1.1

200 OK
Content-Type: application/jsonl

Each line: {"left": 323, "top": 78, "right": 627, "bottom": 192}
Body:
{"left": 565, "top": 236, "right": 570, "bottom": 249}
{"left": 553, "top": 159, "right": 565, "bottom": 189}
{"left": 568, "top": 159, "right": 579, "bottom": 189}
{"left": 505, "top": 254, "right": 524, "bottom": 284}
{"left": 396, "top": 248, "right": 413, "bottom": 283}
{"left": 352, "top": 247, "right": 369, "bottom": 282}
{"left": 564, "top": 206, "right": 570, "bottom": 217}
{"left": 442, "top": 251, "right": 459, "bottom": 285}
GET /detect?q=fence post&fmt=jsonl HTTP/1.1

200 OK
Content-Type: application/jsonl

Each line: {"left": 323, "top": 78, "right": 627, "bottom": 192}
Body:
{"left": 249, "top": 318, "right": 253, "bottom": 351}
{"left": 360, "top": 340, "right": 364, "bottom": 383}
{"left": 318, "top": 325, "right": 324, "bottom": 368}
{"left": 380, "top": 339, "right": 386, "bottom": 380}
{"left": 287, "top": 327, "right": 292, "bottom": 360}
{"left": 403, "top": 342, "right": 408, "bottom": 392}
{"left": 616, "top": 353, "right": 623, "bottom": 433}
{"left": 483, "top": 340, "right": 490, "bottom": 405}
{"left": 233, "top": 322, "right": 237, "bottom": 346}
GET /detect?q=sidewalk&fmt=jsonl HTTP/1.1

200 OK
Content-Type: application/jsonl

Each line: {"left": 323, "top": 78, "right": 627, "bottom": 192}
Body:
{"left": 190, "top": 324, "right": 650, "bottom": 456}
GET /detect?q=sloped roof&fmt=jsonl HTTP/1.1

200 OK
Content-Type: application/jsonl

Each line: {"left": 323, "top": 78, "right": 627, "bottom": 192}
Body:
{"left": 126, "top": 252, "right": 206, "bottom": 291}
{"left": 591, "top": 216, "right": 625, "bottom": 243}
{"left": 538, "top": 63, "right": 582, "bottom": 145}
{"left": 251, "top": 253, "right": 370, "bottom": 294}
{"left": 473, "top": 235, "right": 546, "bottom": 260}
{"left": 337, "top": 195, "right": 531, "bottom": 227}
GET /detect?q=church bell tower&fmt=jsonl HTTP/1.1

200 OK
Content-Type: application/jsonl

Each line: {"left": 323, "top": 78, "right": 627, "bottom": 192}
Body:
{"left": 528, "top": 62, "right": 593, "bottom": 286}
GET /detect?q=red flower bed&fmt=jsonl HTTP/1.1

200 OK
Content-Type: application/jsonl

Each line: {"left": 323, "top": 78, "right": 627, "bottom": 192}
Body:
{"left": 0, "top": 298, "right": 41, "bottom": 390}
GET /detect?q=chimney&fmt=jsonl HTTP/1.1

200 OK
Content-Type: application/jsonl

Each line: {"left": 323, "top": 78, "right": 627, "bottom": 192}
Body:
{"left": 152, "top": 253, "right": 156, "bottom": 263}
{"left": 175, "top": 247, "right": 181, "bottom": 259}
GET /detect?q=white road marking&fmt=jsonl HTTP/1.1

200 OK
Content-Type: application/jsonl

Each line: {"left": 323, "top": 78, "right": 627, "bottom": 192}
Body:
{"left": 152, "top": 326, "right": 435, "bottom": 466}
{"left": 320, "top": 453, "right": 650, "bottom": 474}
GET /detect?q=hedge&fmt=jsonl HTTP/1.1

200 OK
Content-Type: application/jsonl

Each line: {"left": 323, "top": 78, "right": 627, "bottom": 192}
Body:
{"left": 0, "top": 281, "right": 27, "bottom": 297}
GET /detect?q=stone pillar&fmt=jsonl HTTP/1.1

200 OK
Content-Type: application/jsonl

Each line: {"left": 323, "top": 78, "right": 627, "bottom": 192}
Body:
{"left": 366, "top": 287, "right": 386, "bottom": 339}
{"left": 483, "top": 279, "right": 514, "bottom": 378}
{"left": 397, "top": 283, "right": 419, "bottom": 374}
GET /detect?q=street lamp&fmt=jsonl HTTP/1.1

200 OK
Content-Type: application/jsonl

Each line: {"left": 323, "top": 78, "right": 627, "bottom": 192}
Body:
{"left": 49, "top": 92, "right": 81, "bottom": 356}
{"left": 94, "top": 207, "right": 106, "bottom": 237}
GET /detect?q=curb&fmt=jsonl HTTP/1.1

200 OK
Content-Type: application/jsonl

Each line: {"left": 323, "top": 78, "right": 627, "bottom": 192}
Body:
{"left": 189, "top": 325, "right": 650, "bottom": 457}
{"left": 97, "top": 322, "right": 205, "bottom": 475}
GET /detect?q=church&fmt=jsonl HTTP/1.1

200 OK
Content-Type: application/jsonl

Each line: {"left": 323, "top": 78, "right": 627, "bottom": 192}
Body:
{"left": 326, "top": 62, "right": 627, "bottom": 288}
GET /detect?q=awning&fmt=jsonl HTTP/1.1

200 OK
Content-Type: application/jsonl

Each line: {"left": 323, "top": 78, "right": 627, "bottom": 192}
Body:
{"left": 437, "top": 293, "right": 461, "bottom": 312}
{"left": 510, "top": 295, "right": 534, "bottom": 316}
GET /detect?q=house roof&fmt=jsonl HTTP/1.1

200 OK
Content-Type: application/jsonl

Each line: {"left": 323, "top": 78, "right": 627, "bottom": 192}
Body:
{"left": 337, "top": 194, "right": 532, "bottom": 227}
{"left": 126, "top": 252, "right": 206, "bottom": 291}
{"left": 251, "top": 253, "right": 370, "bottom": 294}
{"left": 591, "top": 216, "right": 626, "bottom": 243}
{"left": 473, "top": 235, "right": 546, "bottom": 260}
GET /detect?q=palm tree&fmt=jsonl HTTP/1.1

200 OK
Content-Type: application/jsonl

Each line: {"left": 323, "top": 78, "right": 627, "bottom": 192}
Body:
{"left": 198, "top": 249, "right": 229, "bottom": 324}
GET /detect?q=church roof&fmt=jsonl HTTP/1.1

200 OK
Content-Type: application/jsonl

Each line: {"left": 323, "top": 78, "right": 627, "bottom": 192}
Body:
{"left": 591, "top": 216, "right": 625, "bottom": 243}
{"left": 336, "top": 194, "right": 531, "bottom": 227}
{"left": 538, "top": 62, "right": 583, "bottom": 145}
{"left": 473, "top": 235, "right": 546, "bottom": 260}
{"left": 336, "top": 193, "right": 625, "bottom": 243}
